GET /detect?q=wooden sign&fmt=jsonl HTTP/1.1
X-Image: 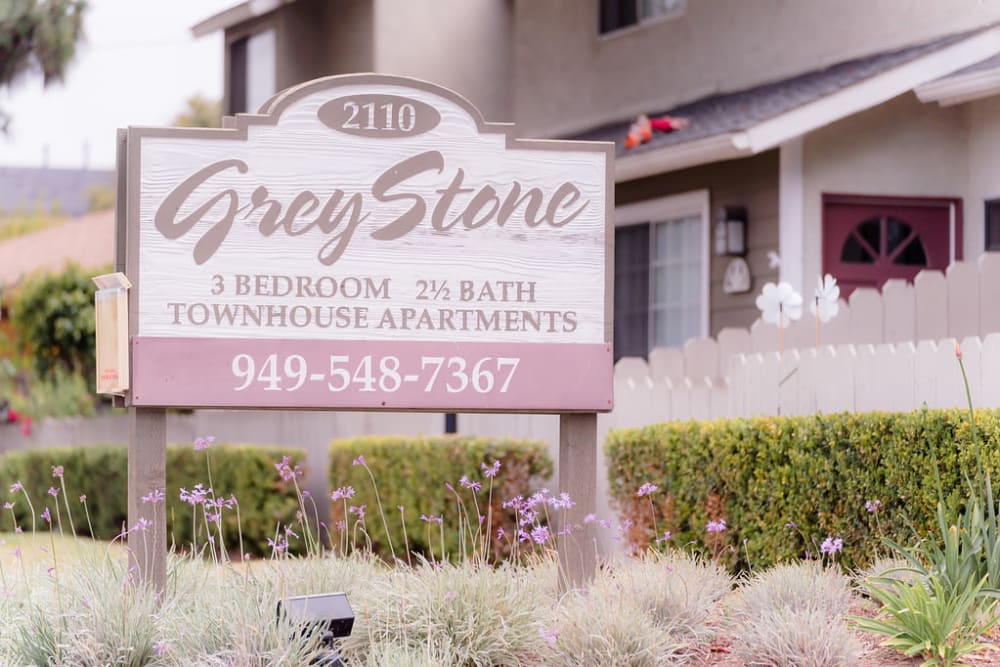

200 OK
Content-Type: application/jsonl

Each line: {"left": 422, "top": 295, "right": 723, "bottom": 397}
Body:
{"left": 122, "top": 74, "right": 613, "bottom": 412}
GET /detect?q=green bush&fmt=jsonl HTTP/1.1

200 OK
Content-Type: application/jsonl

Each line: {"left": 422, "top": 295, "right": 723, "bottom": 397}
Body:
{"left": 0, "top": 444, "right": 304, "bottom": 556}
{"left": 10, "top": 264, "right": 98, "bottom": 382}
{"left": 606, "top": 408, "right": 1000, "bottom": 571}
{"left": 329, "top": 435, "right": 553, "bottom": 561}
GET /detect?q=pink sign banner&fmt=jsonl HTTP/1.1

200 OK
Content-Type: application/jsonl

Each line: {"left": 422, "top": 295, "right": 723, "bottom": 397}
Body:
{"left": 130, "top": 337, "right": 613, "bottom": 412}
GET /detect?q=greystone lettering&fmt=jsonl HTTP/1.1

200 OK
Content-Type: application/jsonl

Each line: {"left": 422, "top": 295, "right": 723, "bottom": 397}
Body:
{"left": 153, "top": 151, "right": 590, "bottom": 265}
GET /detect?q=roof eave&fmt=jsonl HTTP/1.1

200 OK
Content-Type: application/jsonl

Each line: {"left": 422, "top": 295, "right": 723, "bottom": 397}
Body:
{"left": 614, "top": 24, "right": 1000, "bottom": 183}
{"left": 915, "top": 65, "right": 1000, "bottom": 106}
{"left": 191, "top": 0, "right": 294, "bottom": 38}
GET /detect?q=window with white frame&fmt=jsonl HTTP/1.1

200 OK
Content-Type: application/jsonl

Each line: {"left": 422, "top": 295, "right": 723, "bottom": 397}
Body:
{"left": 614, "top": 191, "right": 709, "bottom": 360}
{"left": 228, "top": 28, "right": 276, "bottom": 115}
{"left": 599, "top": 0, "right": 686, "bottom": 34}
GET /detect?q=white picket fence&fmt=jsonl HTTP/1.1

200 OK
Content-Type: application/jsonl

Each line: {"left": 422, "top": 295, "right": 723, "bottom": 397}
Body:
{"left": 646, "top": 254, "right": 1000, "bottom": 383}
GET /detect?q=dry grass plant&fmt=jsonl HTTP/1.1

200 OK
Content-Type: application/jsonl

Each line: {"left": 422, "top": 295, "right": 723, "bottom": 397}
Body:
{"left": 544, "top": 587, "right": 694, "bottom": 667}
{"left": 728, "top": 561, "right": 859, "bottom": 667}
{"left": 339, "top": 556, "right": 552, "bottom": 666}
{"left": 592, "top": 550, "right": 731, "bottom": 642}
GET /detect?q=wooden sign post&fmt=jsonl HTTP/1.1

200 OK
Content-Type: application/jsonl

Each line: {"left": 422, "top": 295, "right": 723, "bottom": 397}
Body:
{"left": 110, "top": 74, "right": 613, "bottom": 593}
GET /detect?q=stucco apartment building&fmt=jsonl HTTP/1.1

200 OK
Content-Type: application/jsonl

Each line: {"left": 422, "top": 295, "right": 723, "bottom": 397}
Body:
{"left": 194, "top": 0, "right": 1000, "bottom": 361}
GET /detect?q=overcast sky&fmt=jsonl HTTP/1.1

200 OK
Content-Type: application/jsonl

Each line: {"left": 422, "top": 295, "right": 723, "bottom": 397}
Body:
{"left": 0, "top": 0, "right": 236, "bottom": 170}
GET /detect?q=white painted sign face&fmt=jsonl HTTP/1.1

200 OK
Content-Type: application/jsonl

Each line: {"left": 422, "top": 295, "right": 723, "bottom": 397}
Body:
{"left": 125, "top": 75, "right": 613, "bottom": 411}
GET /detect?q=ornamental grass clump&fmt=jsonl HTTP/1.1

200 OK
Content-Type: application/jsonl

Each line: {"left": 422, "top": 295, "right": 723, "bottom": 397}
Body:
{"left": 543, "top": 588, "right": 693, "bottom": 667}
{"left": 339, "top": 557, "right": 551, "bottom": 666}
{"left": 591, "top": 550, "right": 731, "bottom": 642}
{"left": 729, "top": 562, "right": 859, "bottom": 666}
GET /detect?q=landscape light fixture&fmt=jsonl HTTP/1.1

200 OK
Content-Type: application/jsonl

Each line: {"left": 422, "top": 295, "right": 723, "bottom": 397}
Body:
{"left": 714, "top": 206, "right": 748, "bottom": 256}
{"left": 277, "top": 592, "right": 354, "bottom": 666}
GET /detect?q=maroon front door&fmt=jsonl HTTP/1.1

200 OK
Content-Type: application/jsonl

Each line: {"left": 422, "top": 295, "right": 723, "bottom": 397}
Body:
{"left": 822, "top": 194, "right": 962, "bottom": 297}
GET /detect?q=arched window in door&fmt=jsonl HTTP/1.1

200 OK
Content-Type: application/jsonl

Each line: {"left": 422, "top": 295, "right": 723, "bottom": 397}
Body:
{"left": 840, "top": 216, "right": 929, "bottom": 268}
{"left": 823, "top": 194, "right": 959, "bottom": 298}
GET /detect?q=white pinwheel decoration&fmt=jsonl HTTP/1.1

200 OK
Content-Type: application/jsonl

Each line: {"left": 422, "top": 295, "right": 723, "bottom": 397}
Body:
{"left": 755, "top": 281, "right": 802, "bottom": 328}
{"left": 810, "top": 274, "right": 840, "bottom": 323}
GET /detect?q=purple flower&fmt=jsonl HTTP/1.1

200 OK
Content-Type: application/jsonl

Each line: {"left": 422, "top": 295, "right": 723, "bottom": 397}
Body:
{"left": 584, "top": 513, "right": 597, "bottom": 524}
{"left": 274, "top": 456, "right": 303, "bottom": 482}
{"left": 267, "top": 536, "right": 289, "bottom": 554}
{"left": 551, "top": 492, "right": 575, "bottom": 509}
{"left": 785, "top": 521, "right": 797, "bottom": 529}
{"left": 9, "top": 482, "right": 22, "bottom": 493}
{"left": 132, "top": 517, "right": 153, "bottom": 532}
{"left": 530, "top": 525, "right": 550, "bottom": 544}
{"left": 502, "top": 496, "right": 524, "bottom": 511}
{"left": 420, "top": 514, "right": 443, "bottom": 525}
{"left": 335, "top": 520, "right": 346, "bottom": 532}
{"left": 153, "top": 642, "right": 168, "bottom": 657}
{"left": 821, "top": 536, "right": 844, "bottom": 555}
{"left": 598, "top": 519, "right": 612, "bottom": 530}
{"left": 284, "top": 524, "right": 299, "bottom": 539}
{"left": 349, "top": 504, "right": 366, "bottom": 520}
{"left": 51, "top": 466, "right": 64, "bottom": 478}
{"left": 193, "top": 436, "right": 215, "bottom": 451}
{"left": 47, "top": 487, "right": 58, "bottom": 498}
{"left": 79, "top": 495, "right": 87, "bottom": 503}
{"left": 2, "top": 502, "right": 13, "bottom": 510}
{"left": 141, "top": 489, "right": 165, "bottom": 504}
{"left": 656, "top": 530, "right": 672, "bottom": 544}
{"left": 397, "top": 505, "right": 404, "bottom": 512}
{"left": 179, "top": 484, "right": 211, "bottom": 506}
{"left": 459, "top": 475, "right": 482, "bottom": 492}
{"left": 865, "top": 499, "right": 882, "bottom": 513}
{"left": 352, "top": 455, "right": 365, "bottom": 467}
{"left": 496, "top": 527, "right": 505, "bottom": 539}
{"left": 481, "top": 460, "right": 501, "bottom": 478}
{"left": 636, "top": 482, "right": 659, "bottom": 497}
{"left": 331, "top": 486, "right": 355, "bottom": 501}
{"left": 706, "top": 518, "right": 727, "bottom": 533}
{"left": 206, "top": 512, "right": 221, "bottom": 524}
{"left": 41, "top": 507, "right": 51, "bottom": 523}
{"left": 540, "top": 627, "right": 559, "bottom": 646}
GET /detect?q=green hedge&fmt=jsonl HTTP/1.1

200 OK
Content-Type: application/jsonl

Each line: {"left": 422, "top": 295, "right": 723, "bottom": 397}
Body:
{"left": 0, "top": 444, "right": 304, "bottom": 556}
{"left": 606, "top": 408, "right": 1000, "bottom": 571}
{"left": 329, "top": 435, "right": 553, "bottom": 560}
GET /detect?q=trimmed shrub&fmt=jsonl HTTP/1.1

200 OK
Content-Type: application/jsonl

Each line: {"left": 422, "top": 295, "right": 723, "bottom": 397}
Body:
{"left": 0, "top": 444, "right": 303, "bottom": 556}
{"left": 606, "top": 408, "right": 1000, "bottom": 571}
{"left": 329, "top": 435, "right": 553, "bottom": 560}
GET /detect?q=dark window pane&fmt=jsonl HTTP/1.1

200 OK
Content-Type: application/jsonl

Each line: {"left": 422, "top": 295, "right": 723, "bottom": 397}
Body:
{"left": 841, "top": 234, "right": 874, "bottom": 264}
{"left": 885, "top": 217, "right": 912, "bottom": 255}
{"left": 893, "top": 237, "right": 927, "bottom": 266}
{"left": 614, "top": 223, "right": 649, "bottom": 360}
{"left": 987, "top": 200, "right": 1000, "bottom": 251}
{"left": 858, "top": 219, "right": 880, "bottom": 254}
{"left": 600, "top": 0, "right": 638, "bottom": 33}
{"left": 228, "top": 37, "right": 248, "bottom": 115}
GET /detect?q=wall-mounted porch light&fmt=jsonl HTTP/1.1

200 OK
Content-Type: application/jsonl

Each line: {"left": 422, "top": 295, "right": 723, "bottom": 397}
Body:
{"left": 714, "top": 206, "right": 747, "bottom": 256}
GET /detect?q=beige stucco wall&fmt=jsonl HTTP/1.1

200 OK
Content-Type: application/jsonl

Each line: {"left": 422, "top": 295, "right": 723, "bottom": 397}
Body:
{"left": 512, "top": 0, "right": 999, "bottom": 137}
{"left": 800, "top": 93, "right": 970, "bottom": 287}
{"left": 617, "top": 151, "right": 780, "bottom": 335}
{"left": 373, "top": 0, "right": 512, "bottom": 121}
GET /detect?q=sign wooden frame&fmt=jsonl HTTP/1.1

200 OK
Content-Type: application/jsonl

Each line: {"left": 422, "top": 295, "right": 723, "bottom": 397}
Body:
{"left": 114, "top": 74, "right": 613, "bottom": 591}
